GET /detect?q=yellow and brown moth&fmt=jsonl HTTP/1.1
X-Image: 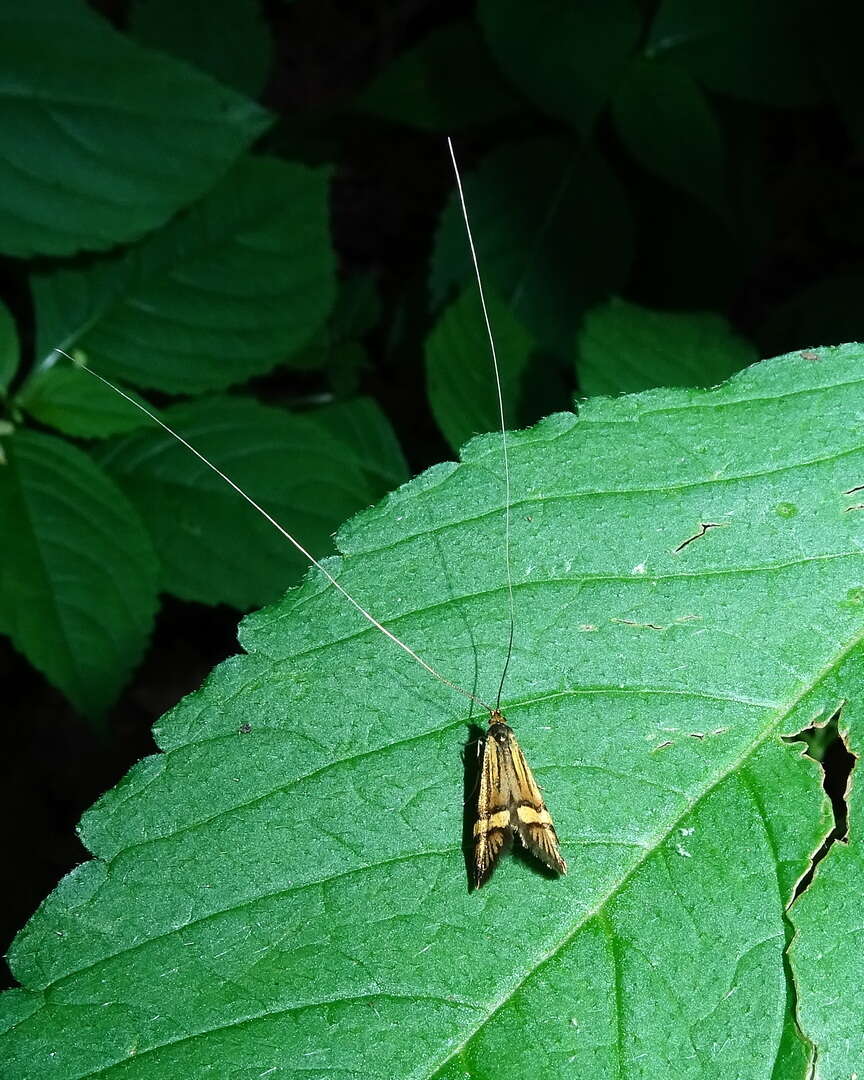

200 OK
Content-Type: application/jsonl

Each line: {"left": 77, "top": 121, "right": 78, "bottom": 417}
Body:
{"left": 473, "top": 710, "right": 567, "bottom": 888}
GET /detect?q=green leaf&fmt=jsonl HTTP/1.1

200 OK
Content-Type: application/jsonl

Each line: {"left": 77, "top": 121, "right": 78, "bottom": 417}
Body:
{"left": 0, "top": 0, "right": 270, "bottom": 258}
{"left": 309, "top": 396, "right": 409, "bottom": 491}
{"left": 648, "top": 0, "right": 821, "bottom": 108}
{"left": 577, "top": 298, "right": 758, "bottom": 396}
{"left": 431, "top": 138, "right": 632, "bottom": 349}
{"left": 95, "top": 395, "right": 390, "bottom": 610}
{"left": 16, "top": 364, "right": 157, "bottom": 438}
{"left": 0, "top": 430, "right": 157, "bottom": 717}
{"left": 129, "top": 0, "right": 273, "bottom": 99}
{"left": 4, "top": 347, "right": 863, "bottom": 1074}
{"left": 611, "top": 57, "right": 729, "bottom": 218}
{"left": 426, "top": 284, "right": 534, "bottom": 451}
{"left": 32, "top": 155, "right": 336, "bottom": 395}
{"left": 0, "top": 300, "right": 19, "bottom": 392}
{"left": 355, "top": 21, "right": 524, "bottom": 130}
{"left": 478, "top": 0, "right": 641, "bottom": 134}
{"left": 789, "top": 714, "right": 863, "bottom": 1078}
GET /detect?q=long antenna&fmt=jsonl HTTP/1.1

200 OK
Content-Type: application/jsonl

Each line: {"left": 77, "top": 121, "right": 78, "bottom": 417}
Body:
{"left": 446, "top": 137, "right": 515, "bottom": 711}
{"left": 55, "top": 347, "right": 493, "bottom": 714}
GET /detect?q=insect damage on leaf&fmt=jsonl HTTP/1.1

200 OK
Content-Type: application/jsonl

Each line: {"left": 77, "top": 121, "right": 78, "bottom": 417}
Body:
{"left": 473, "top": 709, "right": 567, "bottom": 887}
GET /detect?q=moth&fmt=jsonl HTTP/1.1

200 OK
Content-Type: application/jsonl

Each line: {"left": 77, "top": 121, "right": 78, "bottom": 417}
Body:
{"left": 473, "top": 710, "right": 567, "bottom": 888}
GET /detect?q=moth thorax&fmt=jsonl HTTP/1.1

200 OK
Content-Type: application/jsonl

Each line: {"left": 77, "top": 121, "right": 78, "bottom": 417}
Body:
{"left": 487, "top": 716, "right": 513, "bottom": 744}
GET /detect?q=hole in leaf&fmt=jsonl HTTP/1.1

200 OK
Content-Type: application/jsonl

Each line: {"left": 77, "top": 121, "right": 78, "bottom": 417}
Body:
{"left": 786, "top": 707, "right": 856, "bottom": 901}
{"left": 673, "top": 521, "right": 727, "bottom": 553}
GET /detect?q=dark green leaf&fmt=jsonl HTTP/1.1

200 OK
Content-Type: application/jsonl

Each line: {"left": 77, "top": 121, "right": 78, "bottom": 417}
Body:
{"left": 4, "top": 348, "right": 862, "bottom": 1074}
{"left": 811, "top": 0, "right": 864, "bottom": 149}
{"left": 758, "top": 274, "right": 864, "bottom": 358}
{"left": 648, "top": 0, "right": 821, "bottom": 107}
{"left": 95, "top": 395, "right": 388, "bottom": 609}
{"left": 0, "top": 301, "right": 18, "bottom": 392}
{"left": 309, "top": 396, "right": 409, "bottom": 491}
{"left": 129, "top": 0, "right": 273, "bottom": 99}
{"left": 355, "top": 21, "right": 524, "bottom": 130}
{"left": 328, "top": 273, "right": 382, "bottom": 342}
{"left": 577, "top": 298, "right": 758, "bottom": 396}
{"left": 611, "top": 57, "right": 729, "bottom": 217}
{"left": 0, "top": 0, "right": 270, "bottom": 257}
{"left": 0, "top": 430, "right": 157, "bottom": 716}
{"left": 17, "top": 364, "right": 157, "bottom": 438}
{"left": 291, "top": 272, "right": 381, "bottom": 375}
{"left": 426, "top": 284, "right": 534, "bottom": 450}
{"left": 478, "top": 0, "right": 641, "bottom": 133}
{"left": 431, "top": 138, "right": 632, "bottom": 349}
{"left": 33, "top": 156, "right": 336, "bottom": 394}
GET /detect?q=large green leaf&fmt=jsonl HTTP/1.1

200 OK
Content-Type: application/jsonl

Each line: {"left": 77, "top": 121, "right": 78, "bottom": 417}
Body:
{"left": 0, "top": 0, "right": 270, "bottom": 257}
{"left": 32, "top": 156, "right": 336, "bottom": 394}
{"left": 577, "top": 298, "right": 758, "bottom": 396}
{"left": 7, "top": 347, "right": 864, "bottom": 1075}
{"left": 95, "top": 395, "right": 395, "bottom": 610}
{"left": 431, "top": 138, "right": 632, "bottom": 349}
{"left": 0, "top": 430, "right": 158, "bottom": 717}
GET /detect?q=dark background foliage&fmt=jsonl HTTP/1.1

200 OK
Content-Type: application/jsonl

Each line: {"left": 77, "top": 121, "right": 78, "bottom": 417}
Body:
{"left": 3, "top": 0, "right": 864, "bottom": 985}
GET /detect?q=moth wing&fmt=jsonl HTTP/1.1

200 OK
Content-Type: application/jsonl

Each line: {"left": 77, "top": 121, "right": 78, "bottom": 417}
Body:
{"left": 508, "top": 738, "right": 567, "bottom": 876}
{"left": 473, "top": 734, "right": 513, "bottom": 888}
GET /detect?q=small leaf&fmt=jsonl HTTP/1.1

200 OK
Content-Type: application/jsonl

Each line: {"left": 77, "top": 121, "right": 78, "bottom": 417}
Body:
{"left": 129, "top": 0, "right": 273, "bottom": 99}
{"left": 431, "top": 138, "right": 632, "bottom": 349}
{"left": 17, "top": 365, "right": 157, "bottom": 438}
{"left": 95, "top": 395, "right": 389, "bottom": 610}
{"left": 356, "top": 21, "right": 524, "bottom": 130}
{"left": 33, "top": 156, "right": 336, "bottom": 394}
{"left": 3, "top": 348, "right": 862, "bottom": 1074}
{"left": 577, "top": 298, "right": 758, "bottom": 396}
{"left": 648, "top": 0, "right": 821, "bottom": 107}
{"left": 0, "top": 300, "right": 19, "bottom": 392}
{"left": 478, "top": 0, "right": 641, "bottom": 134}
{"left": 426, "top": 284, "right": 534, "bottom": 450}
{"left": 611, "top": 57, "right": 729, "bottom": 218}
{"left": 0, "top": 0, "right": 270, "bottom": 257}
{"left": 0, "top": 430, "right": 158, "bottom": 716}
